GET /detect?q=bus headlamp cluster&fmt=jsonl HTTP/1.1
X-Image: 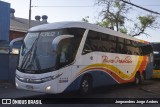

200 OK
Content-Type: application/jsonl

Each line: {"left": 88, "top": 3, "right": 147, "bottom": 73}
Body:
{"left": 41, "top": 76, "right": 55, "bottom": 82}
{"left": 16, "top": 73, "right": 63, "bottom": 84}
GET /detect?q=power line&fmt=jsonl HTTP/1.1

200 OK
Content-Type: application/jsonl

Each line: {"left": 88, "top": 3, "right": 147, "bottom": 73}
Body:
{"left": 32, "top": 5, "right": 94, "bottom": 8}
{"left": 119, "top": 0, "right": 160, "bottom": 15}
{"left": 140, "top": 5, "right": 160, "bottom": 7}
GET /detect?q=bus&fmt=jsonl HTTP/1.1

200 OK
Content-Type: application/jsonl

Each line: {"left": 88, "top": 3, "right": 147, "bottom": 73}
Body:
{"left": 15, "top": 21, "right": 153, "bottom": 94}
{"left": 152, "top": 42, "right": 160, "bottom": 78}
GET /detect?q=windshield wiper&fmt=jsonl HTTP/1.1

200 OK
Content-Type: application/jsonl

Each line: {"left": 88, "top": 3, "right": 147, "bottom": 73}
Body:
{"left": 20, "top": 37, "right": 39, "bottom": 70}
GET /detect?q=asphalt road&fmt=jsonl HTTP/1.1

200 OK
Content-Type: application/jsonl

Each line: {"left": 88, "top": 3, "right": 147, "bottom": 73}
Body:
{"left": 1, "top": 79, "right": 160, "bottom": 107}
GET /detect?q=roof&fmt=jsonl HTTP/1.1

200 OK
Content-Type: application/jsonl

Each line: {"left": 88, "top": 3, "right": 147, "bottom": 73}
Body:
{"left": 10, "top": 17, "right": 47, "bottom": 32}
{"left": 29, "top": 21, "right": 146, "bottom": 43}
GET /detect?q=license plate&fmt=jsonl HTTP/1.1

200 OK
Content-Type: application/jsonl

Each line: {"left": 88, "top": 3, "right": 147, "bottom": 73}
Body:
{"left": 26, "top": 85, "right": 33, "bottom": 90}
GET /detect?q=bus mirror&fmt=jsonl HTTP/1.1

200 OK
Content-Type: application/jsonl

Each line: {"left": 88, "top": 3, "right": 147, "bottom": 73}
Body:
{"left": 9, "top": 37, "right": 24, "bottom": 54}
{"left": 51, "top": 35, "right": 74, "bottom": 52}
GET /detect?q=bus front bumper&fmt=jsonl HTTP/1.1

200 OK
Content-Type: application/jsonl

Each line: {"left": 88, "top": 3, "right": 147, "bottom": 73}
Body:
{"left": 15, "top": 78, "right": 58, "bottom": 94}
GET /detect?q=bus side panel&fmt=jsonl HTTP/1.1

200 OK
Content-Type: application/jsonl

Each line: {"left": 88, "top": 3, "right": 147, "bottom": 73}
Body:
{"left": 64, "top": 75, "right": 82, "bottom": 92}
{"left": 64, "top": 70, "right": 117, "bottom": 92}
{"left": 91, "top": 70, "right": 117, "bottom": 87}
{"left": 145, "top": 54, "right": 153, "bottom": 79}
{"left": 57, "top": 66, "right": 73, "bottom": 93}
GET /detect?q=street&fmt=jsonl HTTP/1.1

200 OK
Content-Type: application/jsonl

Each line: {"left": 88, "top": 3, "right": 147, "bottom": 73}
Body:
{"left": 0, "top": 79, "right": 160, "bottom": 107}
{"left": 1, "top": 80, "right": 160, "bottom": 98}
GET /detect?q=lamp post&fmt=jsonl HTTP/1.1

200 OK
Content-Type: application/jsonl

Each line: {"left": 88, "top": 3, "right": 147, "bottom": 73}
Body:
{"left": 29, "top": 0, "right": 32, "bottom": 28}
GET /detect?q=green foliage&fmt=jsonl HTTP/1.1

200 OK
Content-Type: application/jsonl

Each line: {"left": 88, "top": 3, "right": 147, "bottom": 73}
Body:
{"left": 119, "top": 27, "right": 127, "bottom": 34}
{"left": 96, "top": 19, "right": 110, "bottom": 28}
{"left": 96, "top": 0, "right": 130, "bottom": 31}
{"left": 82, "top": 16, "right": 89, "bottom": 23}
{"left": 139, "top": 15, "right": 155, "bottom": 28}
{"left": 95, "top": 0, "right": 158, "bottom": 37}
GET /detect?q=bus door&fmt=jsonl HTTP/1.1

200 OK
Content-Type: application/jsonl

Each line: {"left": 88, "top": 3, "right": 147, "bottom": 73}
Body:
{"left": 52, "top": 35, "right": 74, "bottom": 93}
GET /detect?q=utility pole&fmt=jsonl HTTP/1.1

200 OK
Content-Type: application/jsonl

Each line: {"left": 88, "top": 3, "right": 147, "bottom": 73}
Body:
{"left": 29, "top": 0, "right": 32, "bottom": 28}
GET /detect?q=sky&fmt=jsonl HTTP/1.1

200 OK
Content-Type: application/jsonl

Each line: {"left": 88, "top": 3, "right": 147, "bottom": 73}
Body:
{"left": 1, "top": 0, "right": 160, "bottom": 42}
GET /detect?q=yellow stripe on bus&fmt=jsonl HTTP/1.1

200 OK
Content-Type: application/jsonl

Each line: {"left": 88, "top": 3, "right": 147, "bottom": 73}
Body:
{"left": 77, "top": 56, "right": 143, "bottom": 80}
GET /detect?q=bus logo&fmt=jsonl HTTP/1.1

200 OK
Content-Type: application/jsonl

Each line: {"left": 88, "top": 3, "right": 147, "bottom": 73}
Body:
{"left": 102, "top": 56, "right": 132, "bottom": 64}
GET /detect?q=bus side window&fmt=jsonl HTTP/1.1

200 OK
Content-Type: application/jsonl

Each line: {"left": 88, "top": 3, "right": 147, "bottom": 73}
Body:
{"left": 126, "top": 39, "right": 133, "bottom": 55}
{"left": 118, "top": 38, "right": 125, "bottom": 54}
{"left": 139, "top": 44, "right": 153, "bottom": 55}
{"left": 108, "top": 36, "right": 116, "bottom": 53}
{"left": 132, "top": 41, "right": 140, "bottom": 55}
{"left": 82, "top": 30, "right": 100, "bottom": 54}
{"left": 83, "top": 40, "right": 92, "bottom": 54}
{"left": 99, "top": 33, "right": 109, "bottom": 52}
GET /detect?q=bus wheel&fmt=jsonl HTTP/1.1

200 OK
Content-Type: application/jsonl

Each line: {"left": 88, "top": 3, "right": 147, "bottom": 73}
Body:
{"left": 140, "top": 72, "right": 146, "bottom": 84}
{"left": 134, "top": 72, "right": 141, "bottom": 85}
{"left": 80, "top": 75, "right": 92, "bottom": 95}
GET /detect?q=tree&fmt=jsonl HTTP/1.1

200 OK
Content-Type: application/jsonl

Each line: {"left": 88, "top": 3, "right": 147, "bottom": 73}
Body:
{"left": 96, "top": 0, "right": 159, "bottom": 37}
{"left": 82, "top": 16, "right": 89, "bottom": 23}
{"left": 96, "top": 0, "right": 130, "bottom": 31}
{"left": 130, "top": 15, "right": 158, "bottom": 37}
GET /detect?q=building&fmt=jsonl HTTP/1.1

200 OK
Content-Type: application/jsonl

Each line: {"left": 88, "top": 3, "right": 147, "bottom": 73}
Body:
{"left": 10, "top": 8, "right": 48, "bottom": 41}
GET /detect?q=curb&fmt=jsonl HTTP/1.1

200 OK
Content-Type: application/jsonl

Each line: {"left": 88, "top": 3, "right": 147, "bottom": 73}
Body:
{"left": 139, "top": 80, "right": 160, "bottom": 95}
{"left": 140, "top": 87, "right": 160, "bottom": 95}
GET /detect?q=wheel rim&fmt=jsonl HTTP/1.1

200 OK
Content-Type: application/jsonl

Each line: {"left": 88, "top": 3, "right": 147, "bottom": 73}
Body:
{"left": 136, "top": 77, "right": 139, "bottom": 84}
{"left": 135, "top": 73, "right": 140, "bottom": 84}
{"left": 82, "top": 79, "right": 89, "bottom": 93}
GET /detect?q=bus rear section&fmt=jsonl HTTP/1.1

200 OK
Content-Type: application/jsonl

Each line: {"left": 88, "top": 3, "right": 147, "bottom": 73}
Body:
{"left": 152, "top": 43, "right": 160, "bottom": 78}
{"left": 76, "top": 30, "right": 153, "bottom": 88}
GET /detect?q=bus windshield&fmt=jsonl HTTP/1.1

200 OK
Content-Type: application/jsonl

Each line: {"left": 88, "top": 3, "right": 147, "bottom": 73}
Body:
{"left": 17, "top": 28, "right": 85, "bottom": 74}
{"left": 18, "top": 30, "right": 63, "bottom": 73}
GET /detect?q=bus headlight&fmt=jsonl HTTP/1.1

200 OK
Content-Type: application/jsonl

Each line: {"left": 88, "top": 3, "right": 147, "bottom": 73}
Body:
{"left": 46, "top": 86, "right": 51, "bottom": 91}
{"left": 16, "top": 82, "right": 18, "bottom": 87}
{"left": 16, "top": 73, "right": 63, "bottom": 83}
{"left": 41, "top": 73, "right": 63, "bottom": 82}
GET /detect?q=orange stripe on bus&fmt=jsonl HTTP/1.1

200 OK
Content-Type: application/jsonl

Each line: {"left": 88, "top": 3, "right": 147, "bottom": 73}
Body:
{"left": 138, "top": 56, "right": 148, "bottom": 74}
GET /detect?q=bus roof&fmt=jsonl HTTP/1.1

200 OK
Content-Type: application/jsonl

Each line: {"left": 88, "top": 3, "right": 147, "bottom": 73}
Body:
{"left": 29, "top": 21, "right": 148, "bottom": 43}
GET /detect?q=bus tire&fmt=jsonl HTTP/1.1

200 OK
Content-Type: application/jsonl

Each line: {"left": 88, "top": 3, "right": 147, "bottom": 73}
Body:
{"left": 140, "top": 71, "right": 146, "bottom": 84}
{"left": 80, "top": 75, "right": 92, "bottom": 95}
{"left": 134, "top": 72, "right": 141, "bottom": 85}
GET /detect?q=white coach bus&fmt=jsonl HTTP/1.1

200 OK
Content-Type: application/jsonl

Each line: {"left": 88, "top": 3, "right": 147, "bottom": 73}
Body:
{"left": 15, "top": 21, "right": 153, "bottom": 94}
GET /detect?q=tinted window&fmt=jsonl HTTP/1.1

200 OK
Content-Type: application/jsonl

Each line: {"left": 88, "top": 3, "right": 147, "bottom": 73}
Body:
{"left": 108, "top": 35, "right": 117, "bottom": 53}
{"left": 126, "top": 40, "right": 133, "bottom": 55}
{"left": 83, "top": 30, "right": 100, "bottom": 54}
{"left": 100, "top": 33, "right": 110, "bottom": 52}
{"left": 133, "top": 41, "right": 140, "bottom": 55}
{"left": 118, "top": 38, "right": 125, "bottom": 54}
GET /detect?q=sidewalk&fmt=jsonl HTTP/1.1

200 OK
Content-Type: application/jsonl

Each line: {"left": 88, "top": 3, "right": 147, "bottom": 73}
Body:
{"left": 0, "top": 81, "right": 44, "bottom": 98}
{"left": 140, "top": 79, "right": 160, "bottom": 94}
{"left": 0, "top": 80, "right": 14, "bottom": 88}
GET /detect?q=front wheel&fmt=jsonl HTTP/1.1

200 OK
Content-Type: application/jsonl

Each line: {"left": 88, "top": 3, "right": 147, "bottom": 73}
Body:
{"left": 80, "top": 75, "right": 92, "bottom": 95}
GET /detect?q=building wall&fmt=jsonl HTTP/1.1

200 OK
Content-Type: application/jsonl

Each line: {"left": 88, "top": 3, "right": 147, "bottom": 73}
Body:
{"left": 0, "top": 1, "right": 10, "bottom": 41}
{"left": 9, "top": 31, "right": 26, "bottom": 41}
